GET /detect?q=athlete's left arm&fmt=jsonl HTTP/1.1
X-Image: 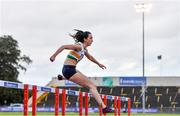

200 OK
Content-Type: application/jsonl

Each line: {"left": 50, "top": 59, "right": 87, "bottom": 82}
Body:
{"left": 85, "top": 49, "right": 106, "bottom": 69}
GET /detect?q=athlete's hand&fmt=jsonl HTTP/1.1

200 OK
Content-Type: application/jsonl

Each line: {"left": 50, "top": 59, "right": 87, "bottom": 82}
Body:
{"left": 50, "top": 55, "right": 56, "bottom": 62}
{"left": 98, "top": 63, "right": 106, "bottom": 70}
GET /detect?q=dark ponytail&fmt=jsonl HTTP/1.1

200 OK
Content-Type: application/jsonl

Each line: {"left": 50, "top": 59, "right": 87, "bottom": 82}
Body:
{"left": 69, "top": 29, "right": 91, "bottom": 43}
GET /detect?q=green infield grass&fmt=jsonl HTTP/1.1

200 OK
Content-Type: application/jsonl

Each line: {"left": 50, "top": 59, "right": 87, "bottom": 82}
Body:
{"left": 0, "top": 112, "right": 179, "bottom": 116}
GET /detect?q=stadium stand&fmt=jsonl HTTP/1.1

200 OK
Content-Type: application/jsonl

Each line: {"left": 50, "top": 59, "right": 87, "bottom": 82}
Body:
{"left": 38, "top": 86, "right": 180, "bottom": 111}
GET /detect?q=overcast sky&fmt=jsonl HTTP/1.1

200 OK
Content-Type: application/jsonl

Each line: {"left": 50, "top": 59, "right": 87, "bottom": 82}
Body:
{"left": 0, "top": 0, "right": 180, "bottom": 86}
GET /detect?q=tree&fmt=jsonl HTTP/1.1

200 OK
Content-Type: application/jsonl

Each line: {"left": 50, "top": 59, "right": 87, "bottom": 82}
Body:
{"left": 0, "top": 35, "right": 32, "bottom": 105}
{"left": 0, "top": 35, "right": 32, "bottom": 82}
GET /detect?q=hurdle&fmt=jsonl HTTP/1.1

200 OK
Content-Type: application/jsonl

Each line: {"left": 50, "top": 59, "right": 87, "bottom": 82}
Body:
{"left": 0, "top": 80, "right": 131, "bottom": 116}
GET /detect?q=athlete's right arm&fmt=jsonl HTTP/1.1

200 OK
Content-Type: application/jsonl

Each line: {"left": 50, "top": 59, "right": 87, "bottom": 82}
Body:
{"left": 50, "top": 44, "right": 81, "bottom": 62}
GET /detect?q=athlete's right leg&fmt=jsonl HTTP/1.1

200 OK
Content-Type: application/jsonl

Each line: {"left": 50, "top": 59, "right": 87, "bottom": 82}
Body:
{"left": 69, "top": 71, "right": 106, "bottom": 109}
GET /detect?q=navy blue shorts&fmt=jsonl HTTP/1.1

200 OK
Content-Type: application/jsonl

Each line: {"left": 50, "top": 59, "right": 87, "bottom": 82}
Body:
{"left": 62, "top": 65, "right": 77, "bottom": 80}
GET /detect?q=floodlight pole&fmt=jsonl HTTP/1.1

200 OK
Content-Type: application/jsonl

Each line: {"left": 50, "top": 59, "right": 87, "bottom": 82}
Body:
{"left": 142, "top": 11, "right": 146, "bottom": 114}
{"left": 134, "top": 3, "right": 151, "bottom": 113}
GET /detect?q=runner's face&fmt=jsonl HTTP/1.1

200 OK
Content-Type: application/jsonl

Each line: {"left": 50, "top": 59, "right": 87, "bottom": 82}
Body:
{"left": 86, "top": 34, "right": 93, "bottom": 46}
